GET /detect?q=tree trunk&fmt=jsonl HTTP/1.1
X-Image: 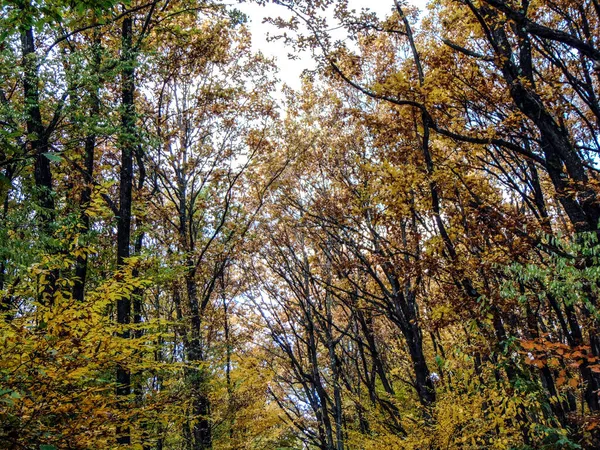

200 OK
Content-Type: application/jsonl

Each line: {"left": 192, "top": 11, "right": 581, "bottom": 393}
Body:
{"left": 185, "top": 270, "right": 212, "bottom": 450}
{"left": 116, "top": 15, "right": 135, "bottom": 446}
{"left": 73, "top": 31, "right": 101, "bottom": 302}
{"left": 20, "top": 7, "right": 56, "bottom": 303}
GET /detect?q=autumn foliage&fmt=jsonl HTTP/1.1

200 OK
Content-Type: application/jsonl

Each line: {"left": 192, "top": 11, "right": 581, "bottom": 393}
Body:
{"left": 1, "top": 0, "right": 600, "bottom": 449}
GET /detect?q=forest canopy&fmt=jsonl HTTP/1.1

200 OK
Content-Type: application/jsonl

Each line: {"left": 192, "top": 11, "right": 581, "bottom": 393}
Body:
{"left": 1, "top": 0, "right": 600, "bottom": 449}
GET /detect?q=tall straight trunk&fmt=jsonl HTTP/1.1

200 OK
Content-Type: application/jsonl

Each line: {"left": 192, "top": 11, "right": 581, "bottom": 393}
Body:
{"left": 403, "top": 307, "right": 435, "bottom": 407}
{"left": 322, "top": 255, "right": 344, "bottom": 450}
{"left": 132, "top": 113, "right": 148, "bottom": 447}
{"left": 133, "top": 232, "right": 149, "bottom": 449}
{"left": 116, "top": 15, "right": 135, "bottom": 446}
{"left": 223, "top": 293, "right": 234, "bottom": 442}
{"left": 20, "top": 5, "right": 56, "bottom": 302}
{"left": 174, "top": 148, "right": 212, "bottom": 449}
{"left": 21, "top": 27, "right": 53, "bottom": 216}
{"left": 325, "top": 324, "right": 344, "bottom": 450}
{"left": 73, "top": 31, "right": 101, "bottom": 302}
{"left": 185, "top": 270, "right": 212, "bottom": 450}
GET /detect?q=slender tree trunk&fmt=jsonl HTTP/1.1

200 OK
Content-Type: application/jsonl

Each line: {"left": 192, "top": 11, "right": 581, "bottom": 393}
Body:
{"left": 20, "top": 5, "right": 56, "bottom": 302}
{"left": 323, "top": 278, "right": 344, "bottom": 450}
{"left": 73, "top": 31, "right": 101, "bottom": 302}
{"left": 222, "top": 278, "right": 235, "bottom": 442}
{"left": 116, "top": 15, "right": 135, "bottom": 446}
{"left": 185, "top": 269, "right": 212, "bottom": 450}
{"left": 21, "top": 28, "right": 53, "bottom": 217}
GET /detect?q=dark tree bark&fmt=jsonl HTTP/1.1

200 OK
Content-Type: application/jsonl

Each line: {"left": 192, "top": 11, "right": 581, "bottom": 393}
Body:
{"left": 20, "top": 4, "right": 57, "bottom": 303}
{"left": 474, "top": 0, "right": 600, "bottom": 233}
{"left": 73, "top": 31, "right": 101, "bottom": 302}
{"left": 116, "top": 15, "right": 135, "bottom": 446}
{"left": 185, "top": 267, "right": 213, "bottom": 450}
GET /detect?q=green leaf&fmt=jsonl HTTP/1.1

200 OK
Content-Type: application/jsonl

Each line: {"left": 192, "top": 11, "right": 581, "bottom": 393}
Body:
{"left": 42, "top": 153, "right": 62, "bottom": 163}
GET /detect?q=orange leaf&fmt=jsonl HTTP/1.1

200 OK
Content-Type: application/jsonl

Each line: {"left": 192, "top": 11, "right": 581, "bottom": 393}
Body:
{"left": 520, "top": 340, "right": 535, "bottom": 350}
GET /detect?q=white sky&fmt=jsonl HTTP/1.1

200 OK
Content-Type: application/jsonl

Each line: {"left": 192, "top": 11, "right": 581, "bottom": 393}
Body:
{"left": 238, "top": 0, "right": 429, "bottom": 89}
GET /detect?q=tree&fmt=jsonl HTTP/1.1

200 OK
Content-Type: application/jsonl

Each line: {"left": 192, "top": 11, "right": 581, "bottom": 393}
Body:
{"left": 2, "top": 0, "right": 600, "bottom": 448}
